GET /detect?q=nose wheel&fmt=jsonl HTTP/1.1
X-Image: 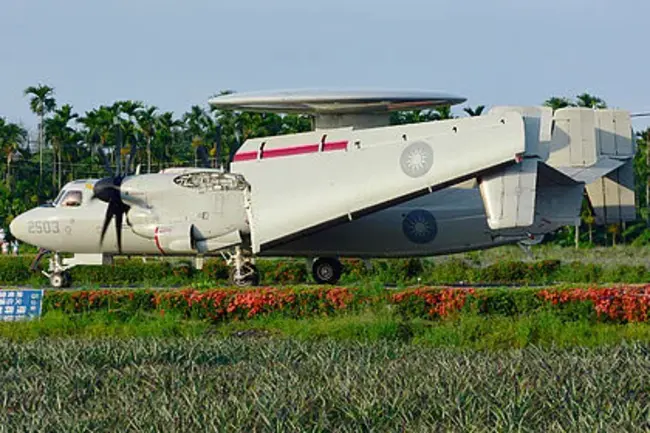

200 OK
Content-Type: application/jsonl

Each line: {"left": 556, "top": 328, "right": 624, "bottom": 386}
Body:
{"left": 312, "top": 257, "right": 342, "bottom": 285}
{"left": 49, "top": 271, "right": 72, "bottom": 289}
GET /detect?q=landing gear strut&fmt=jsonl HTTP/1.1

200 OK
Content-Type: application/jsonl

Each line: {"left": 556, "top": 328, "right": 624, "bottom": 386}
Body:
{"left": 44, "top": 253, "right": 73, "bottom": 289}
{"left": 223, "top": 246, "right": 260, "bottom": 287}
{"left": 311, "top": 257, "right": 342, "bottom": 285}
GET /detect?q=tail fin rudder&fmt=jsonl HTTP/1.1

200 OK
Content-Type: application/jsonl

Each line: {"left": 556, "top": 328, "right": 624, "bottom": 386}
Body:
{"left": 547, "top": 107, "right": 636, "bottom": 225}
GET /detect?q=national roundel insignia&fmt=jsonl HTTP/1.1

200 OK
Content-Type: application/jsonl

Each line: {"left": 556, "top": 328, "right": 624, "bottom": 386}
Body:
{"left": 400, "top": 141, "right": 433, "bottom": 178}
{"left": 402, "top": 209, "right": 438, "bottom": 244}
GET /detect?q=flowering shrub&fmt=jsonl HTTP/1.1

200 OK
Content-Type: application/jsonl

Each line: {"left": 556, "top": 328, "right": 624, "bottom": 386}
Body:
{"left": 37, "top": 285, "right": 650, "bottom": 324}
{"left": 390, "top": 287, "right": 477, "bottom": 319}
{"left": 538, "top": 285, "right": 650, "bottom": 323}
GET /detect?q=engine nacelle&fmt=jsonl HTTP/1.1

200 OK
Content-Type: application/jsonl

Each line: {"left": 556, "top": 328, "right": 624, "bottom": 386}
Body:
{"left": 131, "top": 222, "right": 197, "bottom": 254}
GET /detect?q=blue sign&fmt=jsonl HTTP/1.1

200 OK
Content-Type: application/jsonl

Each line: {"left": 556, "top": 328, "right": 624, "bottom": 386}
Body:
{"left": 0, "top": 289, "right": 44, "bottom": 321}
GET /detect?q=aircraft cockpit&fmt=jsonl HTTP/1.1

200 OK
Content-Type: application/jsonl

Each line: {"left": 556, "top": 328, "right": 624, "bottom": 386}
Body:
{"left": 50, "top": 180, "right": 96, "bottom": 208}
{"left": 55, "top": 190, "right": 83, "bottom": 208}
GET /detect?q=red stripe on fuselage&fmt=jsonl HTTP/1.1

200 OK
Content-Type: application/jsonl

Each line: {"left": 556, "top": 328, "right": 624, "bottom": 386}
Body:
{"left": 263, "top": 144, "right": 319, "bottom": 158}
{"left": 322, "top": 140, "right": 348, "bottom": 151}
{"left": 232, "top": 151, "right": 258, "bottom": 162}
{"left": 154, "top": 227, "right": 166, "bottom": 255}
{"left": 233, "top": 141, "right": 348, "bottom": 162}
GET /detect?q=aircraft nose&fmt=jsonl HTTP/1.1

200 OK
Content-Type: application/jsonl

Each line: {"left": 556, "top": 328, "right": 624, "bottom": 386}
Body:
{"left": 9, "top": 212, "right": 30, "bottom": 243}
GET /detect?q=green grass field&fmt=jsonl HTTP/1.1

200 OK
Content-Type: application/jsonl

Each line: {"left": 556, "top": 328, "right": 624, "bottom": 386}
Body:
{"left": 2, "top": 309, "right": 649, "bottom": 350}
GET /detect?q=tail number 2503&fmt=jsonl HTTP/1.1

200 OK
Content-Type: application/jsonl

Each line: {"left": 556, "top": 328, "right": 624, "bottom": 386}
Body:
{"left": 27, "top": 221, "right": 60, "bottom": 234}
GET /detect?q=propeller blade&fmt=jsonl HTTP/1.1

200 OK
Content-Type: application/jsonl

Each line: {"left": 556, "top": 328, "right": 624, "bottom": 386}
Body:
{"left": 99, "top": 200, "right": 116, "bottom": 246}
{"left": 115, "top": 124, "right": 123, "bottom": 176}
{"left": 96, "top": 146, "right": 113, "bottom": 177}
{"left": 197, "top": 145, "right": 210, "bottom": 168}
{"left": 115, "top": 205, "right": 124, "bottom": 254}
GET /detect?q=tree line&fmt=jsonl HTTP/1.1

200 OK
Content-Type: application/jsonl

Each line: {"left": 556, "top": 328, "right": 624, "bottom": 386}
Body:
{"left": 1, "top": 85, "right": 649, "bottom": 248}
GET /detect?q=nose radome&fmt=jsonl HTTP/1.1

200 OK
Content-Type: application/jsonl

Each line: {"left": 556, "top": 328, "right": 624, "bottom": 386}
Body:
{"left": 9, "top": 212, "right": 28, "bottom": 243}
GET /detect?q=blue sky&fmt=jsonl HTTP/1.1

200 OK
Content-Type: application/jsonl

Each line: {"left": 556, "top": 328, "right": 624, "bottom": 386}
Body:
{"left": 2, "top": 0, "right": 649, "bottom": 133}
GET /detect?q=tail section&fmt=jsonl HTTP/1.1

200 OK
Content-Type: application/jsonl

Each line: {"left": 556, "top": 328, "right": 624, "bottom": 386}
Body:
{"left": 478, "top": 105, "right": 637, "bottom": 240}
{"left": 547, "top": 107, "right": 636, "bottom": 225}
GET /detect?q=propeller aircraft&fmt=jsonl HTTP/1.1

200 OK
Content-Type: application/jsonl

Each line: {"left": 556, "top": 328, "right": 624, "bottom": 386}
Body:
{"left": 9, "top": 89, "right": 637, "bottom": 288}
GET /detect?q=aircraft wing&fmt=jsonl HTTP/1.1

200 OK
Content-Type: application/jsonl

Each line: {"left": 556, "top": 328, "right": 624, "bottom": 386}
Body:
{"left": 231, "top": 111, "right": 527, "bottom": 253}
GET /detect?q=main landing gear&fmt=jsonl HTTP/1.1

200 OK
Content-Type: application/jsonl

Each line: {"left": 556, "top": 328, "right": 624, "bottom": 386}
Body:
{"left": 222, "top": 248, "right": 344, "bottom": 287}
{"left": 311, "top": 257, "right": 342, "bottom": 285}
{"left": 223, "top": 246, "right": 260, "bottom": 287}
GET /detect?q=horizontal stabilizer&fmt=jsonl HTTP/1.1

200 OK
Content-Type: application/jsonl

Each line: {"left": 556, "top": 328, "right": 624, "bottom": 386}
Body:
{"left": 553, "top": 157, "right": 626, "bottom": 185}
{"left": 232, "top": 111, "right": 528, "bottom": 252}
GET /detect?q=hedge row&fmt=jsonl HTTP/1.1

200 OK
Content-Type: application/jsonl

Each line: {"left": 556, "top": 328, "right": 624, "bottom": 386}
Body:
{"left": 40, "top": 285, "right": 650, "bottom": 324}
{"left": 3, "top": 255, "right": 650, "bottom": 286}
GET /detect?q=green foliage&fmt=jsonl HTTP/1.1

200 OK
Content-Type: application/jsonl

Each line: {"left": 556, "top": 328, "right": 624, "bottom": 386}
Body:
{"left": 6, "top": 254, "right": 650, "bottom": 287}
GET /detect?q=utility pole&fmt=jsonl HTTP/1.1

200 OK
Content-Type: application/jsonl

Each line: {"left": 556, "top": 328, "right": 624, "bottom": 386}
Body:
{"left": 39, "top": 117, "right": 43, "bottom": 192}
{"left": 644, "top": 129, "right": 650, "bottom": 227}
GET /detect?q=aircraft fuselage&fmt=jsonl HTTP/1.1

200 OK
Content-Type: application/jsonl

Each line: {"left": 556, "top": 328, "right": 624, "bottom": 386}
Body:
{"left": 10, "top": 179, "right": 524, "bottom": 258}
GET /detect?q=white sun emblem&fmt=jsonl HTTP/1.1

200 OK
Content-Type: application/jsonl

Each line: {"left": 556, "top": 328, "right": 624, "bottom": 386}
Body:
{"left": 407, "top": 216, "right": 431, "bottom": 239}
{"left": 402, "top": 209, "right": 437, "bottom": 244}
{"left": 400, "top": 141, "right": 433, "bottom": 178}
{"left": 406, "top": 149, "right": 428, "bottom": 172}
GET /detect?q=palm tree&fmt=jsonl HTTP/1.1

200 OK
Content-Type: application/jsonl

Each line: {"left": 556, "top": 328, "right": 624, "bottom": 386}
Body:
{"left": 78, "top": 106, "right": 120, "bottom": 176}
{"left": 463, "top": 105, "right": 485, "bottom": 117}
{"left": 183, "top": 106, "right": 214, "bottom": 166}
{"left": 155, "top": 112, "right": 183, "bottom": 170}
{"left": 543, "top": 97, "right": 574, "bottom": 111}
{"left": 23, "top": 84, "right": 56, "bottom": 187}
{"left": 575, "top": 93, "right": 607, "bottom": 109}
{"left": 0, "top": 118, "right": 28, "bottom": 190}
{"left": 136, "top": 106, "right": 158, "bottom": 173}
{"left": 45, "top": 104, "right": 78, "bottom": 191}
{"left": 433, "top": 105, "right": 454, "bottom": 120}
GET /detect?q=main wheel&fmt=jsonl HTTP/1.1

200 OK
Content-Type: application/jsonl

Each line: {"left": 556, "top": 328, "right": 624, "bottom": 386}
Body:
{"left": 229, "top": 263, "right": 260, "bottom": 287}
{"left": 312, "top": 257, "right": 342, "bottom": 284}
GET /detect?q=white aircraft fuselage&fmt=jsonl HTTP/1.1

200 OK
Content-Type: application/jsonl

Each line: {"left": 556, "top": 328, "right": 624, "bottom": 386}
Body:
{"left": 9, "top": 177, "right": 527, "bottom": 259}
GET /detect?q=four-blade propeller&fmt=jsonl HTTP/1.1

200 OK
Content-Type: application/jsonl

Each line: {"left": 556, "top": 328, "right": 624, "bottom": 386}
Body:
{"left": 91, "top": 137, "right": 138, "bottom": 254}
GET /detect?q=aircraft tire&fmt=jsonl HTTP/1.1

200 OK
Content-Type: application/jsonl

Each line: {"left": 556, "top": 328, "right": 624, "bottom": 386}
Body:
{"left": 229, "top": 264, "right": 260, "bottom": 287}
{"left": 312, "top": 257, "right": 342, "bottom": 285}
{"left": 49, "top": 272, "right": 65, "bottom": 289}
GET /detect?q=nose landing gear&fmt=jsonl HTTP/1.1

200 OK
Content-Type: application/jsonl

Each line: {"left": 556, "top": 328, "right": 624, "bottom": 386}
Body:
{"left": 34, "top": 251, "right": 73, "bottom": 289}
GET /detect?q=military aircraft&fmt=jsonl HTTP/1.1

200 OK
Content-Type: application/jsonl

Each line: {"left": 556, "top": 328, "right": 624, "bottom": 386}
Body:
{"left": 9, "top": 89, "right": 637, "bottom": 288}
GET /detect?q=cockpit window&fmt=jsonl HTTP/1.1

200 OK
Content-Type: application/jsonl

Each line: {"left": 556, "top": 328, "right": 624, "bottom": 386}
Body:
{"left": 59, "top": 190, "right": 83, "bottom": 208}
{"left": 53, "top": 189, "right": 67, "bottom": 206}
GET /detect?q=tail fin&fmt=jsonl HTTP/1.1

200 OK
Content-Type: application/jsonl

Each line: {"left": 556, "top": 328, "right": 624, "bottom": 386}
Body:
{"left": 483, "top": 106, "right": 636, "bottom": 229}
{"left": 547, "top": 107, "right": 636, "bottom": 224}
{"left": 479, "top": 105, "right": 637, "bottom": 240}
